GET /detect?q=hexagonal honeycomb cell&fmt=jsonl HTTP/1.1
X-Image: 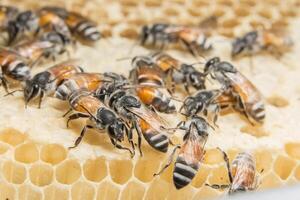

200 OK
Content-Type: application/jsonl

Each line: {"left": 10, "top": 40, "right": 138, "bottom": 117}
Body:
{"left": 83, "top": 157, "right": 108, "bottom": 182}
{"left": 41, "top": 144, "right": 67, "bottom": 165}
{"left": 29, "top": 163, "right": 54, "bottom": 186}
{"left": 14, "top": 142, "right": 39, "bottom": 164}
{"left": 0, "top": 0, "right": 299, "bottom": 199}
{"left": 56, "top": 160, "right": 81, "bottom": 185}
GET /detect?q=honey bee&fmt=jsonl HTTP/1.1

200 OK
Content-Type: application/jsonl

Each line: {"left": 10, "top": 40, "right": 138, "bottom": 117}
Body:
{"left": 140, "top": 24, "right": 212, "bottom": 56}
{"left": 0, "top": 5, "right": 18, "bottom": 29}
{"left": 154, "top": 116, "right": 211, "bottom": 189}
{"left": 54, "top": 72, "right": 111, "bottom": 101}
{"left": 0, "top": 49, "right": 31, "bottom": 92}
{"left": 129, "top": 56, "right": 176, "bottom": 113}
{"left": 24, "top": 59, "right": 83, "bottom": 107}
{"left": 66, "top": 89, "right": 133, "bottom": 156}
{"left": 95, "top": 78, "right": 170, "bottom": 155}
{"left": 206, "top": 150, "right": 259, "bottom": 194}
{"left": 204, "top": 57, "right": 265, "bottom": 125}
{"left": 6, "top": 10, "right": 39, "bottom": 45}
{"left": 150, "top": 52, "right": 206, "bottom": 93}
{"left": 232, "top": 30, "right": 293, "bottom": 58}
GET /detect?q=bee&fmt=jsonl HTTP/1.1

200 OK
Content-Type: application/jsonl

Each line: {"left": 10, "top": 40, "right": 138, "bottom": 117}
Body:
{"left": 232, "top": 30, "right": 293, "bottom": 58}
{"left": 140, "top": 24, "right": 212, "bottom": 56}
{"left": 54, "top": 72, "right": 110, "bottom": 101}
{"left": 180, "top": 89, "right": 224, "bottom": 125}
{"left": 6, "top": 10, "right": 39, "bottom": 45}
{"left": 24, "top": 59, "right": 83, "bottom": 107}
{"left": 0, "top": 5, "right": 18, "bottom": 29}
{"left": 204, "top": 57, "right": 265, "bottom": 125}
{"left": 129, "top": 55, "right": 176, "bottom": 113}
{"left": 0, "top": 49, "right": 31, "bottom": 92}
{"left": 66, "top": 89, "right": 133, "bottom": 156}
{"left": 154, "top": 116, "right": 211, "bottom": 189}
{"left": 206, "top": 150, "right": 259, "bottom": 194}
{"left": 150, "top": 52, "right": 206, "bottom": 93}
{"left": 95, "top": 78, "right": 170, "bottom": 155}
{"left": 37, "top": 9, "right": 71, "bottom": 39}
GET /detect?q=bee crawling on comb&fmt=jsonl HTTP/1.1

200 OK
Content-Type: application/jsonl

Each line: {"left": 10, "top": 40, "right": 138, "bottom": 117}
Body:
{"left": 206, "top": 148, "right": 260, "bottom": 194}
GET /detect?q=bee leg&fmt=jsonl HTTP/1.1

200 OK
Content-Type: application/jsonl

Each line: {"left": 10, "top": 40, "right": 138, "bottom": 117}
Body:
{"left": 66, "top": 113, "right": 90, "bottom": 128}
{"left": 180, "top": 39, "right": 197, "bottom": 58}
{"left": 133, "top": 120, "right": 143, "bottom": 157}
{"left": 38, "top": 91, "right": 45, "bottom": 109}
{"left": 126, "top": 125, "right": 135, "bottom": 157}
{"left": 69, "top": 125, "right": 93, "bottom": 149}
{"left": 1, "top": 77, "right": 10, "bottom": 94}
{"left": 204, "top": 184, "right": 229, "bottom": 190}
{"left": 110, "top": 138, "right": 134, "bottom": 157}
{"left": 62, "top": 108, "right": 73, "bottom": 117}
{"left": 153, "top": 145, "right": 180, "bottom": 176}
{"left": 217, "top": 147, "right": 233, "bottom": 184}
{"left": 184, "top": 82, "right": 190, "bottom": 94}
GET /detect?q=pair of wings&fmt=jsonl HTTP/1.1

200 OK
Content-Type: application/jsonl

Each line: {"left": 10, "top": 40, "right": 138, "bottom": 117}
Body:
{"left": 126, "top": 104, "right": 170, "bottom": 135}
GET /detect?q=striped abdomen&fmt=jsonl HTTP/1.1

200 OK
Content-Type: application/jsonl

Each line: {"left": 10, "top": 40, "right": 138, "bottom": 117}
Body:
{"left": 135, "top": 65, "right": 175, "bottom": 113}
{"left": 139, "top": 118, "right": 169, "bottom": 152}
{"left": 173, "top": 133, "right": 205, "bottom": 189}
{"left": 136, "top": 87, "right": 175, "bottom": 113}
{"left": 0, "top": 50, "right": 30, "bottom": 81}
{"left": 66, "top": 12, "right": 100, "bottom": 42}
{"left": 173, "top": 156, "right": 199, "bottom": 189}
{"left": 55, "top": 73, "right": 104, "bottom": 100}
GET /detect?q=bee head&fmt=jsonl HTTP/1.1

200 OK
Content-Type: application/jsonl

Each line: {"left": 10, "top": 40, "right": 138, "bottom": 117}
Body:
{"left": 204, "top": 57, "right": 220, "bottom": 74}
{"left": 108, "top": 119, "right": 126, "bottom": 142}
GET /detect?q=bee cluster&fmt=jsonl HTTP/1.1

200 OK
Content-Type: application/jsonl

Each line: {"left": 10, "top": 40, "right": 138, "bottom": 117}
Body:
{"left": 0, "top": 4, "right": 294, "bottom": 195}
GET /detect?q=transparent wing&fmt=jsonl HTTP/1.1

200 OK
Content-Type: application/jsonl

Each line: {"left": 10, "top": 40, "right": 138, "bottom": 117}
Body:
{"left": 126, "top": 104, "right": 170, "bottom": 132}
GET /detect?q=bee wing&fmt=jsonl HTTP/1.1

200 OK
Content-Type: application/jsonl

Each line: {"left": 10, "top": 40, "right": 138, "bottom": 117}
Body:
{"left": 126, "top": 104, "right": 169, "bottom": 132}
{"left": 181, "top": 125, "right": 207, "bottom": 165}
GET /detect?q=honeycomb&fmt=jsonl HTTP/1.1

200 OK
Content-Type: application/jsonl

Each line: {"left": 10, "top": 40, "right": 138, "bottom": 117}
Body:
{"left": 0, "top": 0, "right": 300, "bottom": 199}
